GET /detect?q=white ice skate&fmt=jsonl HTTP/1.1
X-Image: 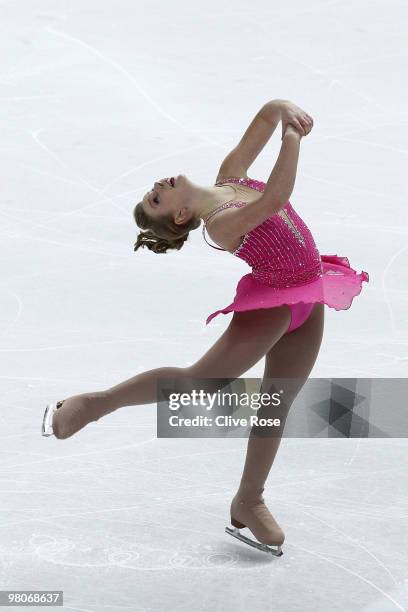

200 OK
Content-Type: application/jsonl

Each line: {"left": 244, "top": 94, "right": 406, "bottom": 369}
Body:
{"left": 41, "top": 400, "right": 63, "bottom": 437}
{"left": 225, "top": 525, "right": 283, "bottom": 556}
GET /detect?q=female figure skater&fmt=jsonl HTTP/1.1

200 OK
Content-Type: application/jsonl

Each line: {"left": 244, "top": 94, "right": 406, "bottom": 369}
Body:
{"left": 42, "top": 99, "right": 369, "bottom": 557}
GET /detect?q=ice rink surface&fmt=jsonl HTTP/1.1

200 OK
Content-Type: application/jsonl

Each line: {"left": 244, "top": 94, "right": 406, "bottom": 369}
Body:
{"left": 1, "top": 0, "right": 408, "bottom": 610}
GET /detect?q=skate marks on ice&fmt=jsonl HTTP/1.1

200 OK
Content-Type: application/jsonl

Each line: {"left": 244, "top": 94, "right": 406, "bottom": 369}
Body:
{"left": 28, "top": 532, "right": 241, "bottom": 570}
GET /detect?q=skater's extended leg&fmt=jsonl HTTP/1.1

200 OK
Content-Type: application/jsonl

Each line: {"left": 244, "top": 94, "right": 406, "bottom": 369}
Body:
{"left": 230, "top": 303, "right": 325, "bottom": 546}
{"left": 52, "top": 305, "right": 292, "bottom": 439}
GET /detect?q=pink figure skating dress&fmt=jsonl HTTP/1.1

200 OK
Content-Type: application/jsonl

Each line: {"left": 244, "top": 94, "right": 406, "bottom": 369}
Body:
{"left": 202, "top": 176, "right": 369, "bottom": 328}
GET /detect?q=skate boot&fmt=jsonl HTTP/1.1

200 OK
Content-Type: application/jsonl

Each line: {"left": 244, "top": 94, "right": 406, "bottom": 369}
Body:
{"left": 41, "top": 400, "right": 64, "bottom": 437}
{"left": 225, "top": 487, "right": 284, "bottom": 556}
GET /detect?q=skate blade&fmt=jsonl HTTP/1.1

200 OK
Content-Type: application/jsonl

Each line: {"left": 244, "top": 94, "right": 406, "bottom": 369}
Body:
{"left": 225, "top": 526, "right": 283, "bottom": 557}
{"left": 42, "top": 403, "right": 56, "bottom": 437}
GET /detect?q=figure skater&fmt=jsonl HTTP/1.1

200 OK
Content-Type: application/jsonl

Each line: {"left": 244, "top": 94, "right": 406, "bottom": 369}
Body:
{"left": 42, "top": 99, "right": 369, "bottom": 557}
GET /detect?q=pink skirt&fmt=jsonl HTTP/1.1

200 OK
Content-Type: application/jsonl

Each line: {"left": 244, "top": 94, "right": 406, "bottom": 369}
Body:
{"left": 206, "top": 255, "right": 369, "bottom": 325}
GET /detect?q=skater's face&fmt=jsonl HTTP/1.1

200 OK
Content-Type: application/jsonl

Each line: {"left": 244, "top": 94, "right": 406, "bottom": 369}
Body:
{"left": 141, "top": 174, "right": 192, "bottom": 225}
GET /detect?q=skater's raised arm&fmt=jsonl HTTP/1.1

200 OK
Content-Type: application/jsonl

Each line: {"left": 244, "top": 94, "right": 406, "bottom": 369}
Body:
{"left": 216, "top": 99, "right": 312, "bottom": 181}
{"left": 217, "top": 100, "right": 284, "bottom": 179}
{"left": 211, "top": 125, "right": 304, "bottom": 243}
{"left": 262, "top": 124, "right": 303, "bottom": 211}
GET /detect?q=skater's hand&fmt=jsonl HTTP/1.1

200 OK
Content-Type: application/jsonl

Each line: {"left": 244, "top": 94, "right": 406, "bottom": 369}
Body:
{"left": 282, "top": 123, "right": 303, "bottom": 139}
{"left": 280, "top": 101, "right": 313, "bottom": 140}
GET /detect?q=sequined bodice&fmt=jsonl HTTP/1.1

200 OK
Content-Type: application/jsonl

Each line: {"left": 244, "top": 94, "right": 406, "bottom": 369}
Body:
{"left": 202, "top": 176, "right": 323, "bottom": 288}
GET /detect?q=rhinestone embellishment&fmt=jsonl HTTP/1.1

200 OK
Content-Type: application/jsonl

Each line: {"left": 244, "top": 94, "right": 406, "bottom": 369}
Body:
{"left": 204, "top": 176, "right": 323, "bottom": 287}
{"left": 277, "top": 208, "right": 306, "bottom": 248}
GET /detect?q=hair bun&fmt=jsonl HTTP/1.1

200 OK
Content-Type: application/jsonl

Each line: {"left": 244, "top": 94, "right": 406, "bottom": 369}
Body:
{"left": 133, "top": 201, "right": 202, "bottom": 254}
{"left": 133, "top": 229, "right": 190, "bottom": 254}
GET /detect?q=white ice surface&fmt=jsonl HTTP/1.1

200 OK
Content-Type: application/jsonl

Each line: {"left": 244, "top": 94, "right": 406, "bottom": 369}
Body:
{"left": 1, "top": 0, "right": 408, "bottom": 611}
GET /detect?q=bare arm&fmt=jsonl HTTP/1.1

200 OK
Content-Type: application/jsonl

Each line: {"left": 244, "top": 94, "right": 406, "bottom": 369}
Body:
{"left": 262, "top": 124, "right": 302, "bottom": 209}
{"left": 210, "top": 125, "right": 302, "bottom": 243}
{"left": 215, "top": 98, "right": 312, "bottom": 181}
{"left": 216, "top": 100, "right": 284, "bottom": 179}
